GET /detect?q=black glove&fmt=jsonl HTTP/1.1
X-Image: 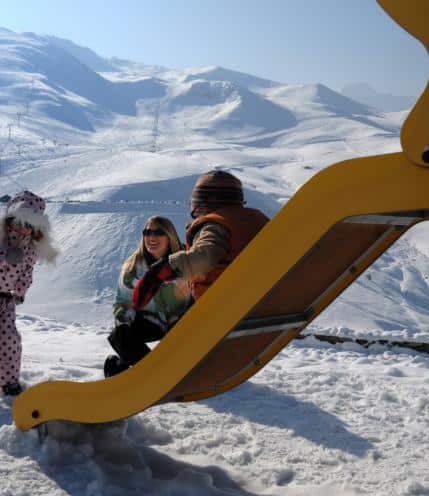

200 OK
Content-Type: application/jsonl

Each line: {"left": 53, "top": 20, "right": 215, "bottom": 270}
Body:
{"left": 113, "top": 305, "right": 136, "bottom": 324}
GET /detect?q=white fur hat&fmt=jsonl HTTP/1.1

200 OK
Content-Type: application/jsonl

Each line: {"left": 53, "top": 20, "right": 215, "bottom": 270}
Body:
{"left": 2, "top": 191, "right": 58, "bottom": 263}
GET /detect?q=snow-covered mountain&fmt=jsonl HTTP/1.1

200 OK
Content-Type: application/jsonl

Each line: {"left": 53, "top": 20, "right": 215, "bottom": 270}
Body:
{"left": 341, "top": 82, "right": 416, "bottom": 112}
{"left": 45, "top": 35, "right": 119, "bottom": 72}
{"left": 0, "top": 26, "right": 427, "bottom": 342}
{"left": 182, "top": 65, "right": 280, "bottom": 89}
{"left": 0, "top": 28, "right": 166, "bottom": 130}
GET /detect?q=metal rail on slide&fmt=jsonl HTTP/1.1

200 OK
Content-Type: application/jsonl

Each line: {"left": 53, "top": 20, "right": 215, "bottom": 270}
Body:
{"left": 230, "top": 210, "right": 429, "bottom": 341}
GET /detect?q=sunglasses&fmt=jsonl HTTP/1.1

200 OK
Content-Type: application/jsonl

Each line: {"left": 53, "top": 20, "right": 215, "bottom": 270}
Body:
{"left": 142, "top": 228, "right": 166, "bottom": 237}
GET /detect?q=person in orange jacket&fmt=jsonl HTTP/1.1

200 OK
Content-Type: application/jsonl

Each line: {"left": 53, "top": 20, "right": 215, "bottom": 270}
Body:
{"left": 133, "top": 170, "right": 269, "bottom": 308}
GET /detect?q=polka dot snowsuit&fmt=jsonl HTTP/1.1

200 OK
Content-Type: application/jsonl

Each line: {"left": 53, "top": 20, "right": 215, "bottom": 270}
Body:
{"left": 0, "top": 230, "right": 36, "bottom": 387}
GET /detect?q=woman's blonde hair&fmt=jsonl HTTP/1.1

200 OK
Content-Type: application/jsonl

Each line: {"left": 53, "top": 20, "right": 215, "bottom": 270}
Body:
{"left": 121, "top": 216, "right": 182, "bottom": 276}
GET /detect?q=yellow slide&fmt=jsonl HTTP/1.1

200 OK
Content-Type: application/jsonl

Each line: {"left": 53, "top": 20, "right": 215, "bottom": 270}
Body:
{"left": 13, "top": 0, "right": 429, "bottom": 431}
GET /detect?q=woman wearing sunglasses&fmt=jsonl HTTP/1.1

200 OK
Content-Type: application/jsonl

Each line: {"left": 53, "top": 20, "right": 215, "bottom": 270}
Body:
{"left": 104, "top": 216, "right": 191, "bottom": 377}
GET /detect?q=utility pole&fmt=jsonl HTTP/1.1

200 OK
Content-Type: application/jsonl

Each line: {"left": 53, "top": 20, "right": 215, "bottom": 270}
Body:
{"left": 151, "top": 101, "right": 160, "bottom": 153}
{"left": 16, "top": 112, "right": 23, "bottom": 128}
{"left": 25, "top": 78, "right": 34, "bottom": 115}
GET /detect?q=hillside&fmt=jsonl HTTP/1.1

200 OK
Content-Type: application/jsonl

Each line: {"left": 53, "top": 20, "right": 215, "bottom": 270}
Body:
{"left": 0, "top": 27, "right": 427, "bottom": 342}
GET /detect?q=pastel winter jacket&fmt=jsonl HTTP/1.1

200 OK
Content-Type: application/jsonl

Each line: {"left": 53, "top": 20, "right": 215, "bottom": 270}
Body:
{"left": 0, "top": 191, "right": 57, "bottom": 388}
{"left": 114, "top": 257, "right": 191, "bottom": 329}
{"left": 0, "top": 227, "right": 37, "bottom": 299}
{"left": 0, "top": 223, "right": 37, "bottom": 388}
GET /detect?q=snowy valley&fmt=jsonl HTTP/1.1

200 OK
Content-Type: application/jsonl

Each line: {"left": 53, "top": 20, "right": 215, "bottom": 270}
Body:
{"left": 0, "top": 28, "right": 428, "bottom": 495}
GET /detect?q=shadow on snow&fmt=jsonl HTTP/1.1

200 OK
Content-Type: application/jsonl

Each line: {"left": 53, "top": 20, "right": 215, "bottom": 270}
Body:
{"left": 205, "top": 381, "right": 373, "bottom": 458}
{"left": 1, "top": 417, "right": 259, "bottom": 496}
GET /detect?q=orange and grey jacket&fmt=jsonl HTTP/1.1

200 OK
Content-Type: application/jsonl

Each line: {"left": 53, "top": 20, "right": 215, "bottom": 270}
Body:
{"left": 169, "top": 205, "right": 269, "bottom": 299}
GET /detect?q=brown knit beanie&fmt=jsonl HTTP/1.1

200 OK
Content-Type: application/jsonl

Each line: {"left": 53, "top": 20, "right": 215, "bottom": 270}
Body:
{"left": 191, "top": 171, "right": 244, "bottom": 210}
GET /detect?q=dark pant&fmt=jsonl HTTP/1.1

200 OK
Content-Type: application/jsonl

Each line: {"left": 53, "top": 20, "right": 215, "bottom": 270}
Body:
{"left": 108, "top": 313, "right": 165, "bottom": 366}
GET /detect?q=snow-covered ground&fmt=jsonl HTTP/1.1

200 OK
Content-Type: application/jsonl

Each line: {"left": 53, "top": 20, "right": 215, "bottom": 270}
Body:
{"left": 0, "top": 315, "right": 428, "bottom": 495}
{"left": 0, "top": 27, "right": 428, "bottom": 495}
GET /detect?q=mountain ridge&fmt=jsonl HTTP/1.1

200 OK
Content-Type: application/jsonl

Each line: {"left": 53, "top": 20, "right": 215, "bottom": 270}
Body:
{"left": 341, "top": 82, "right": 415, "bottom": 112}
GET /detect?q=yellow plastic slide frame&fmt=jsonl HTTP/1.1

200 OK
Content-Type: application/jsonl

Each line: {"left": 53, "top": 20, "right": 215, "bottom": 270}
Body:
{"left": 13, "top": 0, "right": 429, "bottom": 430}
{"left": 380, "top": 0, "right": 429, "bottom": 167}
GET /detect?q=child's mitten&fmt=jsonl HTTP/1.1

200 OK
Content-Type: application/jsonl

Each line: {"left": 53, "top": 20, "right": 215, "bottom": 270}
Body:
{"left": 13, "top": 293, "right": 24, "bottom": 305}
{"left": 5, "top": 246, "right": 24, "bottom": 265}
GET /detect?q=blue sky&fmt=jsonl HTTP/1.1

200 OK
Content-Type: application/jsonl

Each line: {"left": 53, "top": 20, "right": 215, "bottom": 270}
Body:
{"left": 2, "top": 0, "right": 427, "bottom": 95}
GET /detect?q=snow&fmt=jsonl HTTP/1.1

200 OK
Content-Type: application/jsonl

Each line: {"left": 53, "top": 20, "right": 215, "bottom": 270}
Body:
{"left": 1, "top": 316, "right": 428, "bottom": 495}
{"left": 0, "top": 26, "right": 428, "bottom": 494}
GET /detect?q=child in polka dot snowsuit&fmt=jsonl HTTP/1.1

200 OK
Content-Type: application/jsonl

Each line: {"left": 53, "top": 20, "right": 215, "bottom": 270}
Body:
{"left": 0, "top": 191, "right": 57, "bottom": 396}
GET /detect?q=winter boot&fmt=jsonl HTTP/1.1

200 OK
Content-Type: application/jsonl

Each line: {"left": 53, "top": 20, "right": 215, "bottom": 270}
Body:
{"left": 103, "top": 354, "right": 129, "bottom": 378}
{"left": 2, "top": 382, "right": 23, "bottom": 396}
